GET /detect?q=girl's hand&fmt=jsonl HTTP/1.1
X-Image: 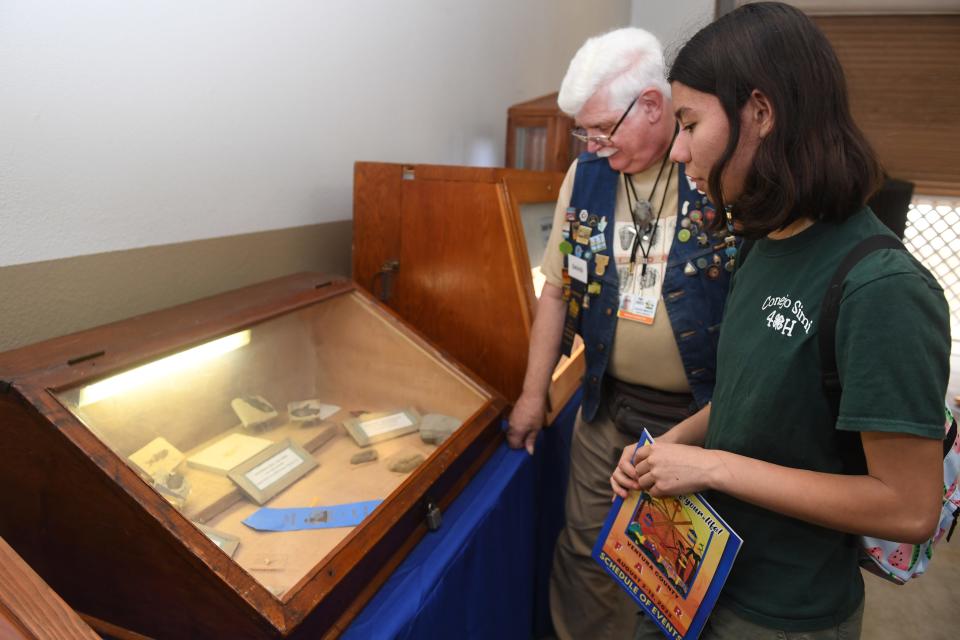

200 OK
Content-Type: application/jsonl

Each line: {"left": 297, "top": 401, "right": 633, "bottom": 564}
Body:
{"left": 610, "top": 443, "right": 642, "bottom": 499}
{"left": 634, "top": 443, "right": 726, "bottom": 497}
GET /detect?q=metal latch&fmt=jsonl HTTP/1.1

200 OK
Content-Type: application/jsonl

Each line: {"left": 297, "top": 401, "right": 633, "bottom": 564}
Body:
{"left": 372, "top": 259, "right": 400, "bottom": 303}
{"left": 425, "top": 501, "right": 442, "bottom": 532}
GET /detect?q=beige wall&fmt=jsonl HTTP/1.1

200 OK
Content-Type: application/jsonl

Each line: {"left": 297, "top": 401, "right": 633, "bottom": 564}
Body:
{"left": 1, "top": 1, "right": 631, "bottom": 267}
{"left": 0, "top": 220, "right": 351, "bottom": 353}
{"left": 0, "top": 1, "right": 634, "bottom": 355}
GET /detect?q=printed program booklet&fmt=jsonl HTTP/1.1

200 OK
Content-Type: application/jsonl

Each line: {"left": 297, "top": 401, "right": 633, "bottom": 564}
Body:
{"left": 592, "top": 429, "right": 742, "bottom": 640}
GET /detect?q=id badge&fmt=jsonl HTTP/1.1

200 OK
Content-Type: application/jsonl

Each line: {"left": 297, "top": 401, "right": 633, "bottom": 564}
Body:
{"left": 617, "top": 263, "right": 662, "bottom": 325}
{"left": 568, "top": 255, "right": 589, "bottom": 284}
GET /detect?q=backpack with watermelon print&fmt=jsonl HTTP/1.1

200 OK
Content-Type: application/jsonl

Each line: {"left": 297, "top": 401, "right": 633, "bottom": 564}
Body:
{"left": 819, "top": 234, "right": 960, "bottom": 584}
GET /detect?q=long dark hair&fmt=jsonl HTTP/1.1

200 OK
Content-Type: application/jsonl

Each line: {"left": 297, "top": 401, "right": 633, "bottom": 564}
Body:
{"left": 668, "top": 2, "right": 882, "bottom": 237}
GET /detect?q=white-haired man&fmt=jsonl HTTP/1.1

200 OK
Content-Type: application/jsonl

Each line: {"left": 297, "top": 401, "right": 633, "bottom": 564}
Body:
{"left": 506, "top": 28, "right": 736, "bottom": 640}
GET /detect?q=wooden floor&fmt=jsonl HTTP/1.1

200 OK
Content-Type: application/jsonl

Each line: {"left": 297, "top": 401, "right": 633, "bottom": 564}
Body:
{"left": 862, "top": 330, "right": 960, "bottom": 640}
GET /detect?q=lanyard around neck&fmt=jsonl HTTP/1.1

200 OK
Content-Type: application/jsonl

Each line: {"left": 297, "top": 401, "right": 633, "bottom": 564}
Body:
{"left": 623, "top": 158, "right": 674, "bottom": 275}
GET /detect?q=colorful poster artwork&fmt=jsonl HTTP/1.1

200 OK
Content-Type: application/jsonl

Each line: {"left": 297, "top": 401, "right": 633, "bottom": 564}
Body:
{"left": 593, "top": 429, "right": 742, "bottom": 640}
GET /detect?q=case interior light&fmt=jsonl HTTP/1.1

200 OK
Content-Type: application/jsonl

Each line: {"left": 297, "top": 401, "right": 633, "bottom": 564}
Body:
{"left": 77, "top": 330, "right": 251, "bottom": 407}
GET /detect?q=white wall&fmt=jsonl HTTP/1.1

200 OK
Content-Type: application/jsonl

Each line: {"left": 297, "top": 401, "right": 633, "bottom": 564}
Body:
{"left": 631, "top": 0, "right": 715, "bottom": 59}
{"left": 0, "top": 0, "right": 630, "bottom": 267}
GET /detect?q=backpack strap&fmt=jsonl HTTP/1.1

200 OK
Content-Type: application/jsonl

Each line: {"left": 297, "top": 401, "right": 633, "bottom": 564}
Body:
{"left": 946, "top": 416, "right": 958, "bottom": 459}
{"left": 818, "top": 235, "right": 907, "bottom": 418}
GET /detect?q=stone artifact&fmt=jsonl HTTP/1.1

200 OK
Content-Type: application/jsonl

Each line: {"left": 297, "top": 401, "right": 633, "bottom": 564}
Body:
{"left": 419, "top": 414, "right": 462, "bottom": 445}
{"left": 387, "top": 451, "right": 424, "bottom": 474}
{"left": 231, "top": 395, "right": 279, "bottom": 431}
{"left": 287, "top": 400, "right": 341, "bottom": 425}
{"left": 153, "top": 470, "right": 191, "bottom": 509}
{"left": 350, "top": 449, "right": 379, "bottom": 465}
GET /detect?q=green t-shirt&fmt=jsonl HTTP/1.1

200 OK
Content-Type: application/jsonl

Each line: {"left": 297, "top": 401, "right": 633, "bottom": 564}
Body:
{"left": 705, "top": 208, "right": 950, "bottom": 631}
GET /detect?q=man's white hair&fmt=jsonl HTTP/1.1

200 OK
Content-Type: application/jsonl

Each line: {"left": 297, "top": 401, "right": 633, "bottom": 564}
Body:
{"left": 558, "top": 27, "right": 669, "bottom": 117}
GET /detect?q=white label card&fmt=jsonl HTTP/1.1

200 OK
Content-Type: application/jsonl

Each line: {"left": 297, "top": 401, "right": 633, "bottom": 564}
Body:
{"left": 568, "top": 255, "right": 588, "bottom": 284}
{"left": 360, "top": 412, "right": 415, "bottom": 437}
{"left": 245, "top": 448, "right": 305, "bottom": 491}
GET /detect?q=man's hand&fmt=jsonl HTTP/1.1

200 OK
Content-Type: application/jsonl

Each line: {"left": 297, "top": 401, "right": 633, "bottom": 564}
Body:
{"left": 507, "top": 393, "right": 547, "bottom": 455}
{"left": 507, "top": 282, "right": 564, "bottom": 456}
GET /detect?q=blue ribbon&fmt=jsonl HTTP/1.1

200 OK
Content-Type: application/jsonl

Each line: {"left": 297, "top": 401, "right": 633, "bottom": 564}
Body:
{"left": 242, "top": 500, "right": 383, "bottom": 531}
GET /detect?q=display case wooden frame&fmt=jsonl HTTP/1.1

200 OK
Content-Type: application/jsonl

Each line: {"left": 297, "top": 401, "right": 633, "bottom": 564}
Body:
{"left": 353, "top": 162, "right": 585, "bottom": 422}
{"left": 0, "top": 537, "right": 99, "bottom": 640}
{"left": 505, "top": 92, "right": 585, "bottom": 173}
{"left": 0, "top": 273, "right": 506, "bottom": 639}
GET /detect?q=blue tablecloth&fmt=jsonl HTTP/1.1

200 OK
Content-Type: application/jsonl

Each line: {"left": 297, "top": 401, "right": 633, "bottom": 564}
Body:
{"left": 344, "top": 390, "right": 581, "bottom": 640}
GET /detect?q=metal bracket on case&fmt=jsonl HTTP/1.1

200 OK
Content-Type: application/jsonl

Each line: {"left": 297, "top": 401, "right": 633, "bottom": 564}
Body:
{"left": 372, "top": 259, "right": 400, "bottom": 303}
{"left": 425, "top": 500, "right": 442, "bottom": 532}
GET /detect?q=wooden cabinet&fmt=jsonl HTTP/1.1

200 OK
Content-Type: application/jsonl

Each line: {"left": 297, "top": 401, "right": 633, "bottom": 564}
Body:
{"left": 352, "top": 162, "right": 584, "bottom": 422}
{"left": 506, "top": 93, "right": 585, "bottom": 173}
{"left": 0, "top": 274, "right": 506, "bottom": 639}
{"left": 0, "top": 537, "right": 98, "bottom": 640}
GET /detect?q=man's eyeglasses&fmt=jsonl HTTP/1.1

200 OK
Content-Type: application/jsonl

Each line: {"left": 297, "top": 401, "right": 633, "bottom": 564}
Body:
{"left": 570, "top": 96, "right": 638, "bottom": 146}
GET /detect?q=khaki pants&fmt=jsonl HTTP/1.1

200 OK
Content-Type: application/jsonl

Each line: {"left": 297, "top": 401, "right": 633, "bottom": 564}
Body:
{"left": 550, "top": 406, "right": 638, "bottom": 640}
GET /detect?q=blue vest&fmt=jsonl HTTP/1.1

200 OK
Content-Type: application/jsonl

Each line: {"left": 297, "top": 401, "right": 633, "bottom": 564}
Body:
{"left": 562, "top": 154, "right": 734, "bottom": 422}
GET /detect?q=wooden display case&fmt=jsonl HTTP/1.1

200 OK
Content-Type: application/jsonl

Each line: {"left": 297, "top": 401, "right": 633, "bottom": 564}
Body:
{"left": 0, "top": 274, "right": 506, "bottom": 639}
{"left": 353, "top": 162, "right": 584, "bottom": 422}
{"left": 0, "top": 537, "right": 98, "bottom": 640}
{"left": 506, "top": 92, "right": 585, "bottom": 173}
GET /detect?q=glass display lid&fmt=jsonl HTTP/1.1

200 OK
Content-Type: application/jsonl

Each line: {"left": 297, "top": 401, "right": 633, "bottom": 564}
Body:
{"left": 518, "top": 199, "right": 557, "bottom": 298}
{"left": 352, "top": 162, "right": 585, "bottom": 421}
{"left": 0, "top": 275, "right": 505, "bottom": 638}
